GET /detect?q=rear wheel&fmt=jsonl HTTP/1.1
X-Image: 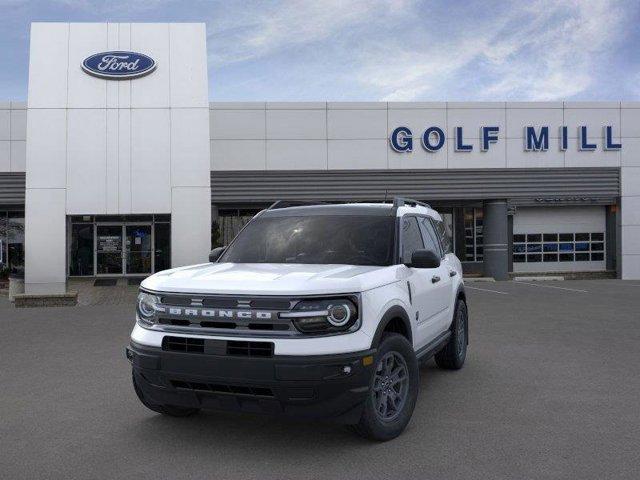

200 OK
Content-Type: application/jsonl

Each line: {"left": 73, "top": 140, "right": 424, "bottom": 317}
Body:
{"left": 354, "top": 333, "right": 419, "bottom": 441}
{"left": 434, "top": 299, "right": 468, "bottom": 370}
{"left": 132, "top": 372, "right": 200, "bottom": 417}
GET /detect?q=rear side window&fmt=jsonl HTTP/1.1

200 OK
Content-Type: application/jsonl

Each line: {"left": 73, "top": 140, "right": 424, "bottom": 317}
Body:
{"left": 418, "top": 217, "right": 442, "bottom": 257}
{"left": 401, "top": 217, "right": 424, "bottom": 264}
{"left": 433, "top": 218, "right": 452, "bottom": 254}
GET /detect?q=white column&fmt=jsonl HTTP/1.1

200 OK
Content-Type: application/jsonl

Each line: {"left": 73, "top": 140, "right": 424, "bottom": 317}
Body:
{"left": 620, "top": 166, "right": 640, "bottom": 279}
{"left": 25, "top": 189, "right": 66, "bottom": 294}
{"left": 621, "top": 104, "right": 640, "bottom": 279}
{"left": 171, "top": 187, "right": 211, "bottom": 267}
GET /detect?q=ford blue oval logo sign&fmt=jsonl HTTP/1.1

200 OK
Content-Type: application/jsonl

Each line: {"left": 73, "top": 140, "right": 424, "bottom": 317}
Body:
{"left": 82, "top": 51, "right": 156, "bottom": 80}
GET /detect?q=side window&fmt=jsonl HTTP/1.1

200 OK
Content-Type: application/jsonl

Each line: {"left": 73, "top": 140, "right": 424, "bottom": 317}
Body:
{"left": 433, "top": 218, "right": 453, "bottom": 254}
{"left": 401, "top": 217, "right": 424, "bottom": 264}
{"left": 418, "top": 217, "right": 442, "bottom": 257}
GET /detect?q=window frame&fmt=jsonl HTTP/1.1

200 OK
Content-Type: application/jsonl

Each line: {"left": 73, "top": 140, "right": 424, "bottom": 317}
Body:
{"left": 398, "top": 215, "right": 426, "bottom": 265}
{"left": 512, "top": 231, "right": 606, "bottom": 264}
{"left": 417, "top": 215, "right": 445, "bottom": 259}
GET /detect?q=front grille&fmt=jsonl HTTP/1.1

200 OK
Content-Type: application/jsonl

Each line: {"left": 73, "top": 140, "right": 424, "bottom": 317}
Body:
{"left": 227, "top": 340, "right": 274, "bottom": 357}
{"left": 151, "top": 294, "right": 296, "bottom": 336}
{"left": 170, "top": 380, "right": 274, "bottom": 397}
{"left": 162, "top": 336, "right": 274, "bottom": 357}
{"left": 162, "top": 336, "right": 204, "bottom": 353}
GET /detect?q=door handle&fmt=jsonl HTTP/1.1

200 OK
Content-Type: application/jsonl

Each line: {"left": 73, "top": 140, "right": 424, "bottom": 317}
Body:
{"left": 449, "top": 270, "right": 457, "bottom": 277}
{"left": 431, "top": 275, "right": 441, "bottom": 283}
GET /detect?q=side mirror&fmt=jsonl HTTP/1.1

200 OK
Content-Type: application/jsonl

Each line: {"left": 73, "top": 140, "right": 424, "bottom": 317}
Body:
{"left": 407, "top": 249, "right": 441, "bottom": 269}
{"left": 209, "top": 246, "right": 226, "bottom": 263}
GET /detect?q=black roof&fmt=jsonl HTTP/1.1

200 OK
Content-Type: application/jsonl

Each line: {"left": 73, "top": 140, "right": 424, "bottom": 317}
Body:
{"left": 260, "top": 203, "right": 395, "bottom": 217}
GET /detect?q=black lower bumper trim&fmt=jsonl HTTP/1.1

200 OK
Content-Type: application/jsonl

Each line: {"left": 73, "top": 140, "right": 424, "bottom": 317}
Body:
{"left": 127, "top": 342, "right": 376, "bottom": 423}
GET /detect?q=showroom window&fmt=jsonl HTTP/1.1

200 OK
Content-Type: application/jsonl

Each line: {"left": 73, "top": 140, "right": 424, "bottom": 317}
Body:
{"left": 213, "top": 208, "right": 262, "bottom": 248}
{"left": 0, "top": 211, "right": 25, "bottom": 276}
{"left": 68, "top": 215, "right": 171, "bottom": 277}
{"left": 513, "top": 232, "right": 605, "bottom": 263}
{"left": 463, "top": 208, "right": 483, "bottom": 262}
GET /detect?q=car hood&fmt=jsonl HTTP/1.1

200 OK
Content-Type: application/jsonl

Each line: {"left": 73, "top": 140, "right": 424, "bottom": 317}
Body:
{"left": 141, "top": 263, "right": 397, "bottom": 296}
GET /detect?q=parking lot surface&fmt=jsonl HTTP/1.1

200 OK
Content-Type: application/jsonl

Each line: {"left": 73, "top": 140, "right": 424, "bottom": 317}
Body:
{"left": 1, "top": 280, "right": 640, "bottom": 480}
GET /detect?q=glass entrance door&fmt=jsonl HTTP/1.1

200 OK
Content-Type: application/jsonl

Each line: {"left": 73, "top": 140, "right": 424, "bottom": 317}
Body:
{"left": 125, "top": 225, "right": 153, "bottom": 275}
{"left": 96, "top": 225, "right": 124, "bottom": 275}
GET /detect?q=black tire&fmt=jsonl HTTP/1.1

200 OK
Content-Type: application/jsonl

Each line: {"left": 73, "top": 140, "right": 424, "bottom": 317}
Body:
{"left": 132, "top": 372, "right": 200, "bottom": 417}
{"left": 434, "top": 299, "right": 468, "bottom": 370}
{"left": 354, "top": 333, "right": 419, "bottom": 441}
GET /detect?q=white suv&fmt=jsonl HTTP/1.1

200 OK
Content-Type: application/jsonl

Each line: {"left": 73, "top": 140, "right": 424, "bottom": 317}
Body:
{"left": 127, "top": 198, "right": 468, "bottom": 441}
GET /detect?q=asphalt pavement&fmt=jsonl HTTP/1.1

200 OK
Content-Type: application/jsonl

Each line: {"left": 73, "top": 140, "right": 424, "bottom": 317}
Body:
{"left": 1, "top": 279, "right": 639, "bottom": 480}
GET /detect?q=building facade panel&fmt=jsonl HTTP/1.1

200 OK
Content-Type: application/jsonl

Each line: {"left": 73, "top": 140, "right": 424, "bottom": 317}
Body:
{"left": 25, "top": 109, "right": 67, "bottom": 189}
{"left": 0, "top": 109, "right": 10, "bottom": 141}
{"left": 67, "top": 23, "right": 108, "bottom": 109}
{"left": 0, "top": 103, "right": 27, "bottom": 173}
{"left": 505, "top": 107, "right": 564, "bottom": 138}
{"left": 130, "top": 108, "right": 172, "bottom": 213}
{"left": 266, "top": 109, "right": 327, "bottom": 139}
{"left": 0, "top": 142, "right": 9, "bottom": 171}
{"left": 210, "top": 109, "right": 266, "bottom": 140}
{"left": 266, "top": 140, "right": 327, "bottom": 170}
{"left": 621, "top": 107, "right": 640, "bottom": 138}
{"left": 24, "top": 188, "right": 66, "bottom": 293}
{"left": 505, "top": 138, "right": 565, "bottom": 168}
{"left": 66, "top": 108, "right": 108, "bottom": 214}
{"left": 10, "top": 109, "right": 26, "bottom": 141}
{"left": 169, "top": 23, "right": 209, "bottom": 108}
{"left": 327, "top": 109, "right": 387, "bottom": 139}
{"left": 328, "top": 140, "right": 387, "bottom": 170}
{"left": 211, "top": 140, "right": 265, "bottom": 170}
{"left": 10, "top": 141, "right": 26, "bottom": 172}
{"left": 170, "top": 108, "right": 211, "bottom": 187}
{"left": 563, "top": 105, "right": 621, "bottom": 138}
{"left": 27, "top": 23, "right": 68, "bottom": 108}
{"left": 130, "top": 23, "right": 171, "bottom": 108}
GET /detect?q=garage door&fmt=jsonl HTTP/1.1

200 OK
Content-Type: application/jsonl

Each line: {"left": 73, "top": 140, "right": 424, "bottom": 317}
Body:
{"left": 513, "top": 206, "right": 606, "bottom": 273}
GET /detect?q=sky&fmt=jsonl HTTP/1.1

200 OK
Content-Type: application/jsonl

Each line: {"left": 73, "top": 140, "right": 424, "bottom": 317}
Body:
{"left": 1, "top": 0, "right": 639, "bottom": 102}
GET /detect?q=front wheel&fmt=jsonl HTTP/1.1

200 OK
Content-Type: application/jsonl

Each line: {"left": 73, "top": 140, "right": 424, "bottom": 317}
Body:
{"left": 354, "top": 333, "right": 419, "bottom": 441}
{"left": 434, "top": 299, "right": 468, "bottom": 370}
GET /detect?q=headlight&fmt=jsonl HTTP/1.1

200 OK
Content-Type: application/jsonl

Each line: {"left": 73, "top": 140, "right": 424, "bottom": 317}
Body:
{"left": 281, "top": 297, "right": 360, "bottom": 334}
{"left": 137, "top": 291, "right": 161, "bottom": 325}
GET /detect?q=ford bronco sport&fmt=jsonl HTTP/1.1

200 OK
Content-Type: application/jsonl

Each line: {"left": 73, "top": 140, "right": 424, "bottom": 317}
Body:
{"left": 127, "top": 198, "right": 468, "bottom": 441}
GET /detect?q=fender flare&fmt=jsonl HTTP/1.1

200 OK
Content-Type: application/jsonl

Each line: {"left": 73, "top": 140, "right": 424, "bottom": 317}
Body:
{"left": 370, "top": 305, "right": 413, "bottom": 348}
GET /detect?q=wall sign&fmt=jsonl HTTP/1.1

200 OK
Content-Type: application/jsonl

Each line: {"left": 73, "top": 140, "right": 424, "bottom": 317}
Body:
{"left": 98, "top": 235, "right": 121, "bottom": 252}
{"left": 390, "top": 125, "right": 622, "bottom": 153}
{"left": 82, "top": 51, "right": 156, "bottom": 80}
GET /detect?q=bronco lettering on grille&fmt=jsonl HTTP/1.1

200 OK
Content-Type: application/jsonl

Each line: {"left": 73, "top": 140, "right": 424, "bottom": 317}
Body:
{"left": 156, "top": 306, "right": 274, "bottom": 320}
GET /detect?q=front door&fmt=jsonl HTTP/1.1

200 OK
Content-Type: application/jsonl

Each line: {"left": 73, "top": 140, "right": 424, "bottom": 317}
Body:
{"left": 125, "top": 225, "right": 153, "bottom": 275}
{"left": 96, "top": 225, "right": 124, "bottom": 275}
{"left": 95, "top": 224, "right": 153, "bottom": 276}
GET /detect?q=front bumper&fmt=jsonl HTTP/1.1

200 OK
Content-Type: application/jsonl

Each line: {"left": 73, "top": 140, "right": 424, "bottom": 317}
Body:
{"left": 127, "top": 341, "right": 376, "bottom": 423}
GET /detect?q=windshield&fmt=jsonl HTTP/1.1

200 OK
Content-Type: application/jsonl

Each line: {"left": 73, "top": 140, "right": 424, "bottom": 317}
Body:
{"left": 219, "top": 215, "right": 396, "bottom": 266}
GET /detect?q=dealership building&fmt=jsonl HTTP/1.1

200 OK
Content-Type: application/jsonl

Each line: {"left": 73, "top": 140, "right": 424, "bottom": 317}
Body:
{"left": 1, "top": 22, "right": 640, "bottom": 296}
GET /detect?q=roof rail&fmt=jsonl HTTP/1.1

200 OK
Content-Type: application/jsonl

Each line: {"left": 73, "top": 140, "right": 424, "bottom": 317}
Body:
{"left": 267, "top": 200, "right": 326, "bottom": 210}
{"left": 392, "top": 197, "right": 432, "bottom": 209}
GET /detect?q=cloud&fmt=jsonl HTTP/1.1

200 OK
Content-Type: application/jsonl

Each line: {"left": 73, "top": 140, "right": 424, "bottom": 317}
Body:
{"left": 357, "top": 0, "right": 628, "bottom": 101}
{"left": 206, "top": 0, "right": 632, "bottom": 101}
{"left": 207, "top": 0, "right": 413, "bottom": 66}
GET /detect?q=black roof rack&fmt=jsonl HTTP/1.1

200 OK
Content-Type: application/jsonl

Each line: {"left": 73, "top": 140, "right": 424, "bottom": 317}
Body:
{"left": 392, "top": 197, "right": 431, "bottom": 209}
{"left": 267, "top": 200, "right": 327, "bottom": 210}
